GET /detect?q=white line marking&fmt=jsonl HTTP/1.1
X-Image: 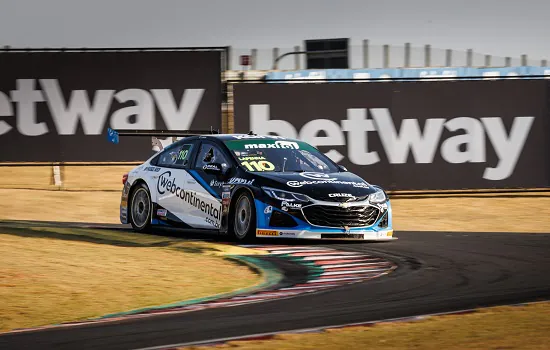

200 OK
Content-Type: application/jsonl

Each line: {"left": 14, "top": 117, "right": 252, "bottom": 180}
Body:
{"left": 322, "top": 262, "right": 389, "bottom": 268}
{"left": 321, "top": 268, "right": 389, "bottom": 276}
{"left": 302, "top": 255, "right": 365, "bottom": 261}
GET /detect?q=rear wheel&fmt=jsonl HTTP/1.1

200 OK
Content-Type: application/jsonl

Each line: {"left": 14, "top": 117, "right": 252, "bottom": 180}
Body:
{"left": 129, "top": 183, "right": 152, "bottom": 233}
{"left": 230, "top": 191, "right": 256, "bottom": 242}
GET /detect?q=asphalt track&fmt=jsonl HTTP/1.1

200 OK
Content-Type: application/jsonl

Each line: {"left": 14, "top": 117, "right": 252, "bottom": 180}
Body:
{"left": 1, "top": 227, "right": 550, "bottom": 350}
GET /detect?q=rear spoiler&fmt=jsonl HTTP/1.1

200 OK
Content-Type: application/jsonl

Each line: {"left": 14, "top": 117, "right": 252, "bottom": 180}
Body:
{"left": 107, "top": 127, "right": 220, "bottom": 152}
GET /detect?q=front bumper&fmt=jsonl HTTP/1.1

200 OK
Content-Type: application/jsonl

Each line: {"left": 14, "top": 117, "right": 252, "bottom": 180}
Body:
{"left": 255, "top": 198, "right": 395, "bottom": 241}
{"left": 256, "top": 227, "right": 395, "bottom": 241}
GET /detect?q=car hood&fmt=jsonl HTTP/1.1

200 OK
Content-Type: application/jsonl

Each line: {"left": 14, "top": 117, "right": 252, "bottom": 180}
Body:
{"left": 252, "top": 171, "right": 379, "bottom": 202}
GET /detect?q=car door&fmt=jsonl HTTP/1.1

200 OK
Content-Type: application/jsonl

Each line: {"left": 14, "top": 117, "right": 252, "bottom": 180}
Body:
{"left": 185, "top": 141, "right": 229, "bottom": 229}
{"left": 154, "top": 141, "right": 198, "bottom": 227}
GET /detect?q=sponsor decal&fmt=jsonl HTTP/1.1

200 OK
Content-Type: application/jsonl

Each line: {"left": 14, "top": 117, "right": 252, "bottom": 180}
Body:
{"left": 157, "top": 171, "right": 221, "bottom": 227}
{"left": 222, "top": 184, "right": 232, "bottom": 192}
{"left": 256, "top": 229, "right": 279, "bottom": 236}
{"left": 144, "top": 166, "right": 161, "bottom": 172}
{"left": 278, "top": 231, "right": 296, "bottom": 237}
{"left": 120, "top": 199, "right": 128, "bottom": 208}
{"left": 244, "top": 140, "right": 300, "bottom": 150}
{"left": 221, "top": 192, "right": 231, "bottom": 199}
{"left": 329, "top": 193, "right": 355, "bottom": 198}
{"left": 287, "top": 179, "right": 369, "bottom": 188}
{"left": 238, "top": 156, "right": 266, "bottom": 161}
{"left": 249, "top": 104, "right": 535, "bottom": 181}
{"left": 228, "top": 177, "right": 255, "bottom": 185}
{"left": 210, "top": 179, "right": 226, "bottom": 187}
{"left": 281, "top": 201, "right": 302, "bottom": 210}
{"left": 156, "top": 209, "right": 167, "bottom": 217}
{"left": 0, "top": 79, "right": 206, "bottom": 137}
{"left": 264, "top": 205, "right": 273, "bottom": 214}
{"left": 203, "top": 163, "right": 220, "bottom": 171}
{"left": 300, "top": 172, "right": 337, "bottom": 181}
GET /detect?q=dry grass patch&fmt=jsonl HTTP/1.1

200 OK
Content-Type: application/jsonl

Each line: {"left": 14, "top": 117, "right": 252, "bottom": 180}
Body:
{"left": 0, "top": 233, "right": 261, "bottom": 332}
{"left": 186, "top": 302, "right": 550, "bottom": 350}
{"left": 0, "top": 189, "right": 121, "bottom": 224}
{"left": 391, "top": 195, "right": 550, "bottom": 232}
{"left": 2, "top": 166, "right": 550, "bottom": 233}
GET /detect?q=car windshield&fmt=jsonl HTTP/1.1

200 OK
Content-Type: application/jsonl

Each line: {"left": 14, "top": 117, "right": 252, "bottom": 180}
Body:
{"left": 224, "top": 138, "right": 340, "bottom": 173}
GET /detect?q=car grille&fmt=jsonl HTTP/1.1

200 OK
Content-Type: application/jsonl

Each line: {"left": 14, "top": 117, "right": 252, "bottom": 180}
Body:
{"left": 302, "top": 205, "right": 380, "bottom": 228}
{"left": 313, "top": 194, "right": 369, "bottom": 202}
{"left": 378, "top": 212, "right": 388, "bottom": 228}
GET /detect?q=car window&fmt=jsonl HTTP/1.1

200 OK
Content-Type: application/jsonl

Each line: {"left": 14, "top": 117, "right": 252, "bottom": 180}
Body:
{"left": 157, "top": 143, "right": 194, "bottom": 168}
{"left": 223, "top": 139, "right": 339, "bottom": 173}
{"left": 195, "top": 143, "right": 229, "bottom": 169}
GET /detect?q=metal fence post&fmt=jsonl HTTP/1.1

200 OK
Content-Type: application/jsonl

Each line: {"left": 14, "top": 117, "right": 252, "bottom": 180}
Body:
{"left": 294, "top": 45, "right": 301, "bottom": 70}
{"left": 272, "top": 47, "right": 279, "bottom": 70}
{"left": 424, "top": 44, "right": 431, "bottom": 67}
{"left": 466, "top": 49, "right": 473, "bottom": 67}
{"left": 505, "top": 57, "right": 511, "bottom": 67}
{"left": 404, "top": 42, "right": 411, "bottom": 68}
{"left": 383, "top": 45, "right": 389, "bottom": 68}
{"left": 445, "top": 49, "right": 452, "bottom": 67}
{"left": 251, "top": 49, "right": 257, "bottom": 70}
{"left": 521, "top": 54, "right": 528, "bottom": 66}
{"left": 362, "top": 39, "right": 369, "bottom": 68}
{"left": 226, "top": 46, "right": 232, "bottom": 70}
{"left": 484, "top": 54, "right": 491, "bottom": 67}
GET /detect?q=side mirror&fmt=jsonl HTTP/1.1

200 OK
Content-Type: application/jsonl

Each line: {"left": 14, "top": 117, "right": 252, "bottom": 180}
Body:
{"left": 203, "top": 163, "right": 224, "bottom": 175}
{"left": 338, "top": 165, "right": 348, "bottom": 172}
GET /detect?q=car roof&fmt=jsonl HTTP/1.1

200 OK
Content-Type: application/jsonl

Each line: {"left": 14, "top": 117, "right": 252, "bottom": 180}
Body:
{"left": 174, "top": 133, "right": 302, "bottom": 143}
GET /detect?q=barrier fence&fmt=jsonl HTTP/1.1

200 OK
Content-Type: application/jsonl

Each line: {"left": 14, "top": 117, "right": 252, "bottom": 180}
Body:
{"left": 229, "top": 77, "right": 550, "bottom": 191}
{"left": 0, "top": 47, "right": 227, "bottom": 162}
{"left": 0, "top": 47, "right": 549, "bottom": 192}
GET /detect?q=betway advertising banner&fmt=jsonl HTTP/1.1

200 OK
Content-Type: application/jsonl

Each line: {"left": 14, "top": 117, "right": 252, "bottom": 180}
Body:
{"left": 233, "top": 80, "right": 549, "bottom": 190}
{"left": 0, "top": 50, "right": 222, "bottom": 162}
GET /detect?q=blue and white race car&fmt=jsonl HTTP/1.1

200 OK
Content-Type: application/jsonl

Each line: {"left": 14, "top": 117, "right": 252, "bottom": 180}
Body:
{"left": 114, "top": 130, "right": 394, "bottom": 241}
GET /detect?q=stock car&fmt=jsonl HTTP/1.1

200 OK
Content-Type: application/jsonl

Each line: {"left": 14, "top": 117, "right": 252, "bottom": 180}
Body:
{"left": 110, "top": 129, "right": 394, "bottom": 241}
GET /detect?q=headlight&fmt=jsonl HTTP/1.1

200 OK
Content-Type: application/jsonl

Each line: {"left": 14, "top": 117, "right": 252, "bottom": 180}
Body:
{"left": 262, "top": 187, "right": 311, "bottom": 202}
{"left": 369, "top": 188, "right": 387, "bottom": 204}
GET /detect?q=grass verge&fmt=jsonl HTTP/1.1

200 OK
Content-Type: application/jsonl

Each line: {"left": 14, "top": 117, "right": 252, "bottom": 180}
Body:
{"left": 2, "top": 188, "right": 550, "bottom": 233}
{"left": 0, "top": 224, "right": 264, "bottom": 332}
{"left": 183, "top": 302, "right": 550, "bottom": 350}
{"left": 1, "top": 165, "right": 550, "bottom": 232}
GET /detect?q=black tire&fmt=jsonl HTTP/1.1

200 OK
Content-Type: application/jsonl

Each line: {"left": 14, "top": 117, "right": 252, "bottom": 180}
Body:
{"left": 229, "top": 191, "right": 256, "bottom": 242}
{"left": 129, "top": 183, "right": 152, "bottom": 233}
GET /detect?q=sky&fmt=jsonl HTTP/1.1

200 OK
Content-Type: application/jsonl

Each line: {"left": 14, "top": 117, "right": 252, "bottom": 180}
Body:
{"left": 1, "top": 0, "right": 549, "bottom": 69}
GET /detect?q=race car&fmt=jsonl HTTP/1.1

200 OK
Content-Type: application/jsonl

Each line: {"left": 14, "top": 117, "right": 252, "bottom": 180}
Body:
{"left": 110, "top": 129, "right": 394, "bottom": 241}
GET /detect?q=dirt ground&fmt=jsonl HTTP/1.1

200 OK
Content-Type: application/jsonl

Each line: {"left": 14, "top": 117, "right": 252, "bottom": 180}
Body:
{"left": 1, "top": 166, "right": 549, "bottom": 233}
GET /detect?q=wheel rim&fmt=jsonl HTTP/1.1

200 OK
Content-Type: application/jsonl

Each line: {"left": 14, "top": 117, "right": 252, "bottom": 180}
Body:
{"left": 234, "top": 196, "right": 252, "bottom": 238}
{"left": 132, "top": 188, "right": 150, "bottom": 228}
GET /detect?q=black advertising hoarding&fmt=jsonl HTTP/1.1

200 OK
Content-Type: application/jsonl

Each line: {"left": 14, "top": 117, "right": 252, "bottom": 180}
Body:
{"left": 0, "top": 50, "right": 222, "bottom": 162}
{"left": 233, "top": 80, "right": 549, "bottom": 190}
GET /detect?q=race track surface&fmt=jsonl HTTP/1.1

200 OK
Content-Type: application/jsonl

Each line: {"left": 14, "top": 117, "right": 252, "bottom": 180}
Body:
{"left": 1, "top": 228, "right": 549, "bottom": 350}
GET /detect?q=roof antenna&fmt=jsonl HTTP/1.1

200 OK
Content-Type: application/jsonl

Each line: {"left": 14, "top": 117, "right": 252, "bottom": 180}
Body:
{"left": 248, "top": 130, "right": 256, "bottom": 135}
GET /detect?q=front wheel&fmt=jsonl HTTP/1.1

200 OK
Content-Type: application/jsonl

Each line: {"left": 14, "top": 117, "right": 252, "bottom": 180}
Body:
{"left": 129, "top": 183, "right": 152, "bottom": 233}
{"left": 229, "top": 191, "right": 256, "bottom": 242}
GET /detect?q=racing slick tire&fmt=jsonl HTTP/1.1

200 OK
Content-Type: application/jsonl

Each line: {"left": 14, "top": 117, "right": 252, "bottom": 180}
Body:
{"left": 129, "top": 183, "right": 152, "bottom": 233}
{"left": 229, "top": 191, "right": 256, "bottom": 242}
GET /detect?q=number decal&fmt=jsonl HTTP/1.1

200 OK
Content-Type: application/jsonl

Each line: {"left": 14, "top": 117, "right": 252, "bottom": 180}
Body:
{"left": 241, "top": 160, "right": 275, "bottom": 171}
